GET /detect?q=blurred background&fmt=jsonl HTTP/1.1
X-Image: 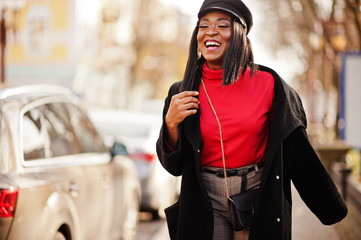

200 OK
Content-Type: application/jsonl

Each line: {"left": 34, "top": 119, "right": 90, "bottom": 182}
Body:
{"left": 1, "top": 0, "right": 360, "bottom": 137}
{"left": 0, "top": 0, "right": 360, "bottom": 239}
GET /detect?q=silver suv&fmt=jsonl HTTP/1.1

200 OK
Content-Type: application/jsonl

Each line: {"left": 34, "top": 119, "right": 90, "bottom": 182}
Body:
{"left": 0, "top": 85, "right": 140, "bottom": 240}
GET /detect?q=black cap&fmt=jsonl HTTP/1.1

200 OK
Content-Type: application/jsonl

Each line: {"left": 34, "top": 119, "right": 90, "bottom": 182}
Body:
{"left": 198, "top": 0, "right": 253, "bottom": 34}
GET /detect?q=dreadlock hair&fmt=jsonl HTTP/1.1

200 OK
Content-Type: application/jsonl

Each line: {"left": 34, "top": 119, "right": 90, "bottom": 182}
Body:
{"left": 180, "top": 18, "right": 257, "bottom": 92}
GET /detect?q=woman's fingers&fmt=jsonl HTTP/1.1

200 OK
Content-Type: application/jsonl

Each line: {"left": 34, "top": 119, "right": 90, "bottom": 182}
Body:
{"left": 172, "top": 91, "right": 199, "bottom": 112}
{"left": 165, "top": 91, "right": 199, "bottom": 148}
{"left": 166, "top": 91, "right": 200, "bottom": 128}
{"left": 175, "top": 91, "right": 199, "bottom": 99}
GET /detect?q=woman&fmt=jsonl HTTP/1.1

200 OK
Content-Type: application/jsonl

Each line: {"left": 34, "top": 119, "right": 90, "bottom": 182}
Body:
{"left": 156, "top": 0, "right": 348, "bottom": 239}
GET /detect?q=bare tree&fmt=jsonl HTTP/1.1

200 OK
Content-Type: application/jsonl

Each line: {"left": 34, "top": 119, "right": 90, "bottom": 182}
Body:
{"left": 255, "top": 0, "right": 360, "bottom": 139}
{"left": 131, "top": 0, "right": 192, "bottom": 99}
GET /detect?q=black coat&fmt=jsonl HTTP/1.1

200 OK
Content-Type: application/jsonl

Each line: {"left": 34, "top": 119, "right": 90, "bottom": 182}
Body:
{"left": 156, "top": 65, "right": 348, "bottom": 240}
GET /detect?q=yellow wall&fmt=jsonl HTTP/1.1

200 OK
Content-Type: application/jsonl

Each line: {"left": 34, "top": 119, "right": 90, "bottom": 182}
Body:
{"left": 7, "top": 0, "right": 71, "bottom": 64}
{"left": 50, "top": 0, "right": 68, "bottom": 29}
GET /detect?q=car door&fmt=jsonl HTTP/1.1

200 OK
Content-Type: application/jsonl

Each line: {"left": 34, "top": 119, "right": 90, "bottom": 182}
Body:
{"left": 14, "top": 103, "right": 88, "bottom": 240}
{"left": 62, "top": 102, "right": 114, "bottom": 238}
{"left": 25, "top": 101, "right": 113, "bottom": 239}
{"left": 16, "top": 101, "right": 113, "bottom": 240}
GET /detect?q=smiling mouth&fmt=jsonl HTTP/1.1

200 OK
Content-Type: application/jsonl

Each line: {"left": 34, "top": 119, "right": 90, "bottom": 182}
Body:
{"left": 205, "top": 40, "right": 221, "bottom": 48}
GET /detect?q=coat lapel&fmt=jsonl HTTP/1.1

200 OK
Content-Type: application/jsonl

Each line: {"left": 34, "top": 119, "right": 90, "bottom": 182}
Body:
{"left": 183, "top": 112, "right": 201, "bottom": 152}
{"left": 183, "top": 77, "right": 202, "bottom": 152}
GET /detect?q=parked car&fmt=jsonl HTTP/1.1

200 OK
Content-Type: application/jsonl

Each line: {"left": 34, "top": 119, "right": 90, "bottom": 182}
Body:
{"left": 0, "top": 84, "right": 141, "bottom": 240}
{"left": 89, "top": 109, "right": 180, "bottom": 219}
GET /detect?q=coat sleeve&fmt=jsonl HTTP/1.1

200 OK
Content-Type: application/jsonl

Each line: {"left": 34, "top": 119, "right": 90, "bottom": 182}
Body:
{"left": 287, "top": 127, "right": 348, "bottom": 225}
{"left": 156, "top": 82, "right": 185, "bottom": 176}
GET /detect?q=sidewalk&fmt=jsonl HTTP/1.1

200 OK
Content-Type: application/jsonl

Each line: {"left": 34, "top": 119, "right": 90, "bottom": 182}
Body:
{"left": 292, "top": 184, "right": 341, "bottom": 240}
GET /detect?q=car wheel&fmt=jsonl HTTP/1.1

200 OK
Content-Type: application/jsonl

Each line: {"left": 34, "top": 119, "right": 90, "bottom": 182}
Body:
{"left": 122, "top": 192, "right": 139, "bottom": 240}
{"left": 53, "top": 232, "right": 66, "bottom": 240}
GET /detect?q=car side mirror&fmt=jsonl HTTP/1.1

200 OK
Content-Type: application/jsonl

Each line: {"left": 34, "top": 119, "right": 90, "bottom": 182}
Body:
{"left": 111, "top": 141, "right": 128, "bottom": 157}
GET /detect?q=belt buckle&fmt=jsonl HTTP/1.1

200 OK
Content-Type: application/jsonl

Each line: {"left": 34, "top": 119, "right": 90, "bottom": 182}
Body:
{"left": 216, "top": 170, "right": 225, "bottom": 177}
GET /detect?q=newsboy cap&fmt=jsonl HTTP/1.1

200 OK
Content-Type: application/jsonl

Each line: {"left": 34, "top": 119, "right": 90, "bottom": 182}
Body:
{"left": 198, "top": 0, "right": 253, "bottom": 34}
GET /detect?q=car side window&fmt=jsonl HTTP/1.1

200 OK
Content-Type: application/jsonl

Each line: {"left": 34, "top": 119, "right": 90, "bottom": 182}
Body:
{"left": 22, "top": 101, "right": 106, "bottom": 161}
{"left": 23, "top": 108, "right": 47, "bottom": 160}
{"left": 42, "top": 102, "right": 82, "bottom": 157}
{"left": 65, "top": 103, "right": 106, "bottom": 153}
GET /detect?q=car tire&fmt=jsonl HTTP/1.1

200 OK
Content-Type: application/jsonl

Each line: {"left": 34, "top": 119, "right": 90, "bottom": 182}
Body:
{"left": 53, "top": 232, "right": 66, "bottom": 240}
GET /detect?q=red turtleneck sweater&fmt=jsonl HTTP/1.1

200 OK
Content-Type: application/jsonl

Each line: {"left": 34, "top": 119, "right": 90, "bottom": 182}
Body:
{"left": 199, "top": 64, "right": 274, "bottom": 168}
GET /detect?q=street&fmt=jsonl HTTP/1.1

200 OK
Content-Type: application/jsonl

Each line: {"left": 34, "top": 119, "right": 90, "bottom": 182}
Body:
{"left": 291, "top": 184, "right": 340, "bottom": 240}
{"left": 135, "top": 184, "right": 342, "bottom": 240}
{"left": 136, "top": 213, "right": 169, "bottom": 240}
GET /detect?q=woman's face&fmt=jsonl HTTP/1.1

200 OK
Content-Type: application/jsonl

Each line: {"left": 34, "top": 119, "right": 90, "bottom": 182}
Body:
{"left": 197, "top": 11, "right": 232, "bottom": 70}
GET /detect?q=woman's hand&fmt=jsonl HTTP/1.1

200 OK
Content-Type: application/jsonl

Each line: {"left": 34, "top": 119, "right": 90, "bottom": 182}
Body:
{"left": 165, "top": 91, "right": 199, "bottom": 149}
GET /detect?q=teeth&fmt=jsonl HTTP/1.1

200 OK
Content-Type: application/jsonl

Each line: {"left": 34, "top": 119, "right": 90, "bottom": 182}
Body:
{"left": 205, "top": 41, "right": 220, "bottom": 47}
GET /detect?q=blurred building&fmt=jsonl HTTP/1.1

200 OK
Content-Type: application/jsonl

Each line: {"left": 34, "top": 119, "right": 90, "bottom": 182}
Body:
{"left": 1, "top": 0, "right": 192, "bottom": 110}
{"left": 73, "top": 0, "right": 191, "bottom": 109}
{"left": 4, "top": 0, "right": 76, "bottom": 86}
{"left": 73, "top": 0, "right": 137, "bottom": 109}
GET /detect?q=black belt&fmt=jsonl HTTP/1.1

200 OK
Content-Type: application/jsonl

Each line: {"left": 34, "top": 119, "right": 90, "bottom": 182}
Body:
{"left": 202, "top": 162, "right": 264, "bottom": 178}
